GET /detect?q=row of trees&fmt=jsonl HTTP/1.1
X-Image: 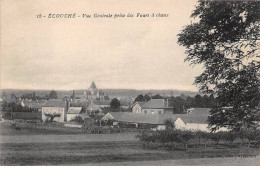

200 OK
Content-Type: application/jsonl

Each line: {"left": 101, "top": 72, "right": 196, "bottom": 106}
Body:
{"left": 136, "top": 128, "right": 260, "bottom": 150}
{"left": 2, "top": 102, "right": 33, "bottom": 112}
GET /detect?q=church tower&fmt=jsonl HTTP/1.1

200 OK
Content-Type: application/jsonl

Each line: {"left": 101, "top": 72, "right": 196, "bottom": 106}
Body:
{"left": 89, "top": 81, "right": 97, "bottom": 95}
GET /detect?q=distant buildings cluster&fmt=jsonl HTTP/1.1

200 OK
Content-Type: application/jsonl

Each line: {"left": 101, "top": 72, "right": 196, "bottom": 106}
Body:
{"left": 0, "top": 81, "right": 228, "bottom": 132}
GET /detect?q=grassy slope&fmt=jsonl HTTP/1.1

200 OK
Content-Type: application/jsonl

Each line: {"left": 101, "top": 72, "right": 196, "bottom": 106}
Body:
{"left": 0, "top": 141, "right": 259, "bottom": 165}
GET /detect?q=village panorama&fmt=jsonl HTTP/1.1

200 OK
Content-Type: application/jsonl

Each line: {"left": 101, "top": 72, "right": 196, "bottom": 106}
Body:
{"left": 0, "top": 0, "right": 260, "bottom": 166}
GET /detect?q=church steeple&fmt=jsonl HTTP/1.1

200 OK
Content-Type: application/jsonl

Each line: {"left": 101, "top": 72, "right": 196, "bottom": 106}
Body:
{"left": 89, "top": 81, "right": 97, "bottom": 95}
{"left": 89, "top": 81, "right": 97, "bottom": 89}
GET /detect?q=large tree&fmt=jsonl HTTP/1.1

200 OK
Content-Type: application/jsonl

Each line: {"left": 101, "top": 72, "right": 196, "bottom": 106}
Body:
{"left": 49, "top": 90, "right": 58, "bottom": 99}
{"left": 178, "top": 0, "right": 260, "bottom": 131}
{"left": 110, "top": 98, "right": 121, "bottom": 111}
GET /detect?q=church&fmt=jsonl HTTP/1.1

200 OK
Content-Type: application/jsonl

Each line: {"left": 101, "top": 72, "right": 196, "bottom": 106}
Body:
{"left": 84, "top": 81, "right": 107, "bottom": 100}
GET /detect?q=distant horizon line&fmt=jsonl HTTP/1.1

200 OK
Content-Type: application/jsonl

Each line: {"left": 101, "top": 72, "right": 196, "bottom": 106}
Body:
{"left": 0, "top": 87, "right": 198, "bottom": 93}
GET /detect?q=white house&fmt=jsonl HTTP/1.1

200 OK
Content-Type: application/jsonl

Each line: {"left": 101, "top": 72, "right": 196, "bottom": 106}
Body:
{"left": 132, "top": 99, "right": 174, "bottom": 115}
{"left": 132, "top": 102, "right": 146, "bottom": 113}
{"left": 42, "top": 99, "right": 67, "bottom": 122}
{"left": 66, "top": 107, "right": 84, "bottom": 121}
{"left": 176, "top": 108, "right": 229, "bottom": 132}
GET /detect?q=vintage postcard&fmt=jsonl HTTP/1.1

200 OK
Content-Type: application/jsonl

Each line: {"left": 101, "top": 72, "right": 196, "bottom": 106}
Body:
{"left": 0, "top": 0, "right": 259, "bottom": 166}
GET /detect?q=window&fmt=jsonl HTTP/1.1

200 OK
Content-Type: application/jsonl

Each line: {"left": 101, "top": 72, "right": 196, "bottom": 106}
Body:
{"left": 144, "top": 110, "right": 147, "bottom": 114}
{"left": 158, "top": 110, "right": 162, "bottom": 114}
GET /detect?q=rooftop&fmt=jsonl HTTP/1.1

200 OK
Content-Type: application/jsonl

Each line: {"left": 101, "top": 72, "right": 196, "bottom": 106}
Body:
{"left": 67, "top": 107, "right": 83, "bottom": 114}
{"left": 102, "top": 112, "right": 179, "bottom": 125}
{"left": 44, "top": 99, "right": 66, "bottom": 107}
{"left": 142, "top": 99, "right": 172, "bottom": 109}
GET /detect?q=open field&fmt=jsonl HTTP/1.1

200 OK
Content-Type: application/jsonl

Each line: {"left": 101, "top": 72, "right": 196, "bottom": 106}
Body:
{"left": 86, "top": 156, "right": 260, "bottom": 166}
{"left": 0, "top": 124, "right": 260, "bottom": 165}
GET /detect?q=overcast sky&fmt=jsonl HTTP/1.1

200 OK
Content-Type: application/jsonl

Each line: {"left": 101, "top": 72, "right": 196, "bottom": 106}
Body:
{"left": 1, "top": 0, "right": 203, "bottom": 91}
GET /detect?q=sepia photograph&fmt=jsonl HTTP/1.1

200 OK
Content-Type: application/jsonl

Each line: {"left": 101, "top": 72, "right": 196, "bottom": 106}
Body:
{"left": 0, "top": 0, "right": 259, "bottom": 166}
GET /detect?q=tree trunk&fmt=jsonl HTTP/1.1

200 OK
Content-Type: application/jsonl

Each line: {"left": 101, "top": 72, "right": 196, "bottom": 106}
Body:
{"left": 171, "top": 142, "right": 174, "bottom": 151}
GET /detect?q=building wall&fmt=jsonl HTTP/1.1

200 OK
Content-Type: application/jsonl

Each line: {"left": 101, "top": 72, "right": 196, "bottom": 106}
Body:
{"left": 141, "top": 109, "right": 164, "bottom": 114}
{"left": 174, "top": 118, "right": 186, "bottom": 129}
{"left": 185, "top": 123, "right": 229, "bottom": 132}
{"left": 156, "top": 125, "right": 166, "bottom": 130}
{"left": 132, "top": 104, "right": 142, "bottom": 113}
{"left": 67, "top": 114, "right": 79, "bottom": 121}
{"left": 42, "top": 107, "right": 65, "bottom": 122}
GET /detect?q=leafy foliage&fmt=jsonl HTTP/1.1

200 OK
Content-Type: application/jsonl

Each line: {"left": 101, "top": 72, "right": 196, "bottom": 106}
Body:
{"left": 134, "top": 94, "right": 151, "bottom": 102}
{"left": 44, "top": 113, "right": 61, "bottom": 123}
{"left": 110, "top": 98, "right": 121, "bottom": 110}
{"left": 71, "top": 115, "right": 84, "bottom": 124}
{"left": 178, "top": 0, "right": 260, "bottom": 131}
{"left": 49, "top": 90, "right": 58, "bottom": 99}
{"left": 137, "top": 129, "right": 260, "bottom": 149}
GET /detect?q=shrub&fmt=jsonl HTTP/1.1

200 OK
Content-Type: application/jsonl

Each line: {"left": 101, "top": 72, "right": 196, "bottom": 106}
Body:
{"left": 244, "top": 129, "right": 260, "bottom": 147}
{"left": 222, "top": 131, "right": 238, "bottom": 145}
{"left": 209, "top": 132, "right": 222, "bottom": 145}
{"left": 179, "top": 130, "right": 194, "bottom": 149}
{"left": 71, "top": 116, "right": 84, "bottom": 124}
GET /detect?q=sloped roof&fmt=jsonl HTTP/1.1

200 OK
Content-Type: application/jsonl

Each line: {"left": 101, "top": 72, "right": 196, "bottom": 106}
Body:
{"left": 101, "top": 112, "right": 179, "bottom": 125}
{"left": 136, "top": 101, "right": 146, "bottom": 107}
{"left": 70, "top": 100, "right": 90, "bottom": 107}
{"left": 190, "top": 108, "right": 211, "bottom": 116}
{"left": 142, "top": 99, "right": 172, "bottom": 109}
{"left": 87, "top": 101, "right": 102, "bottom": 111}
{"left": 89, "top": 81, "right": 97, "bottom": 89}
{"left": 96, "top": 112, "right": 105, "bottom": 116}
{"left": 44, "top": 99, "right": 66, "bottom": 107}
{"left": 174, "top": 113, "right": 210, "bottom": 124}
{"left": 101, "top": 111, "right": 210, "bottom": 125}
{"left": 67, "top": 107, "right": 82, "bottom": 114}
{"left": 132, "top": 101, "right": 146, "bottom": 108}
{"left": 21, "top": 99, "right": 47, "bottom": 109}
{"left": 120, "top": 100, "right": 132, "bottom": 106}
{"left": 79, "top": 113, "right": 91, "bottom": 119}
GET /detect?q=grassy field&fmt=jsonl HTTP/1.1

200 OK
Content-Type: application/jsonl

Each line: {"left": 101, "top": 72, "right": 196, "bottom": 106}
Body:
{"left": 0, "top": 124, "right": 260, "bottom": 165}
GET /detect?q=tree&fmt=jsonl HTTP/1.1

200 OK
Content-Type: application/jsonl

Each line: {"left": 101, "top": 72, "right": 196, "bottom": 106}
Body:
{"left": 71, "top": 90, "right": 75, "bottom": 99}
{"left": 178, "top": 0, "right": 260, "bottom": 131}
{"left": 179, "top": 130, "right": 194, "bottom": 149}
{"left": 152, "top": 94, "right": 163, "bottom": 99}
{"left": 134, "top": 94, "right": 144, "bottom": 103}
{"left": 143, "top": 94, "right": 151, "bottom": 102}
{"left": 110, "top": 98, "right": 121, "bottom": 110}
{"left": 49, "top": 90, "right": 57, "bottom": 99}
{"left": 164, "top": 119, "right": 175, "bottom": 129}
{"left": 134, "top": 94, "right": 151, "bottom": 103}
{"left": 71, "top": 115, "right": 84, "bottom": 124}
{"left": 194, "top": 94, "right": 202, "bottom": 108}
{"left": 44, "top": 113, "right": 60, "bottom": 123}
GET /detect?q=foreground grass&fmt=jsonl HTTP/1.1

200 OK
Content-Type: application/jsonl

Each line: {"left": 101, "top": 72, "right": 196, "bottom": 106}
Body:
{"left": 0, "top": 141, "right": 259, "bottom": 165}
{"left": 0, "top": 124, "right": 259, "bottom": 165}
